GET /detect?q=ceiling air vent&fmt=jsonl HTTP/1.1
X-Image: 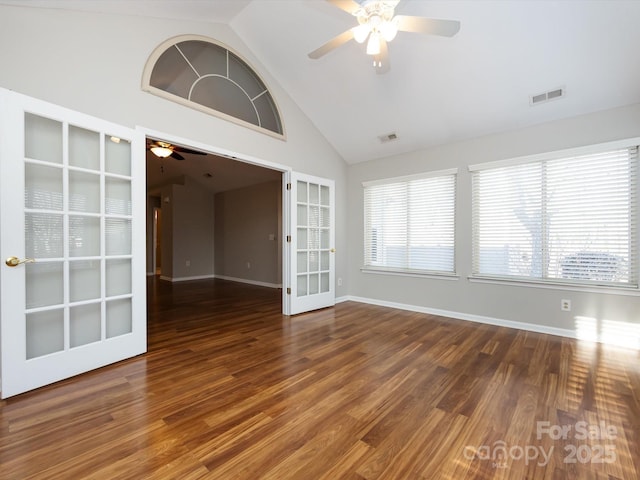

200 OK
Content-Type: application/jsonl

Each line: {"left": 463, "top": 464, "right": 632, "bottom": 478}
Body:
{"left": 530, "top": 87, "right": 565, "bottom": 106}
{"left": 378, "top": 132, "right": 398, "bottom": 143}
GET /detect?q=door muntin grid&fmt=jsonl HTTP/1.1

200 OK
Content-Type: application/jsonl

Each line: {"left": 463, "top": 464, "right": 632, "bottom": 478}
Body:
{"left": 23, "top": 113, "right": 134, "bottom": 359}
{"left": 296, "top": 180, "right": 331, "bottom": 297}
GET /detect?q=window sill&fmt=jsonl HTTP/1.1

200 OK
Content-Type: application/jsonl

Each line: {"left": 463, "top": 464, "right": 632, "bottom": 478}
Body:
{"left": 361, "top": 267, "right": 459, "bottom": 281}
{"left": 468, "top": 275, "right": 640, "bottom": 296}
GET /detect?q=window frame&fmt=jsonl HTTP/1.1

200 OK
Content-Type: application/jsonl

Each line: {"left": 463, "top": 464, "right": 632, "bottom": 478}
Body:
{"left": 141, "top": 34, "right": 285, "bottom": 140}
{"left": 469, "top": 138, "right": 639, "bottom": 292}
{"left": 362, "top": 168, "right": 458, "bottom": 278}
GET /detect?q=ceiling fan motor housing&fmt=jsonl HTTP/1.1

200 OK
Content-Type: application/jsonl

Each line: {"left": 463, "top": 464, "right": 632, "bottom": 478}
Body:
{"left": 355, "top": 1, "right": 397, "bottom": 23}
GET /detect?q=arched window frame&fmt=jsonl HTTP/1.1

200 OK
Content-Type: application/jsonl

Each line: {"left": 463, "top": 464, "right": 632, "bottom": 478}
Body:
{"left": 142, "top": 34, "right": 285, "bottom": 140}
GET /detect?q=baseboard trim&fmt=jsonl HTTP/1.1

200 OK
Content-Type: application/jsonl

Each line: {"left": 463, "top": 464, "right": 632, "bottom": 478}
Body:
{"left": 335, "top": 295, "right": 350, "bottom": 304}
{"left": 345, "top": 295, "right": 578, "bottom": 340}
{"left": 156, "top": 274, "right": 281, "bottom": 289}
{"left": 160, "top": 274, "right": 216, "bottom": 283}
{"left": 214, "top": 275, "right": 282, "bottom": 289}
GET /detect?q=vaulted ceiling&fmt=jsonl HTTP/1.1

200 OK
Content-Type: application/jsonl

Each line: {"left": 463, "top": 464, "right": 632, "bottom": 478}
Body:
{"left": 4, "top": 0, "right": 640, "bottom": 166}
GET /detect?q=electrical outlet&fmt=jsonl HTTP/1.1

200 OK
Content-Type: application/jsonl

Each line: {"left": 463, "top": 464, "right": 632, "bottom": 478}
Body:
{"left": 561, "top": 299, "right": 571, "bottom": 311}
{"left": 337, "top": 277, "right": 342, "bottom": 287}
{"left": 246, "top": 262, "right": 251, "bottom": 269}
{"left": 185, "top": 260, "right": 190, "bottom": 267}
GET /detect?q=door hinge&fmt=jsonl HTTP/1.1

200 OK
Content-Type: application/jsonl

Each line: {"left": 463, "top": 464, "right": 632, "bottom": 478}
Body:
{"left": 286, "top": 287, "right": 291, "bottom": 294}
{"left": 286, "top": 183, "right": 291, "bottom": 190}
{"left": 286, "top": 235, "right": 291, "bottom": 243}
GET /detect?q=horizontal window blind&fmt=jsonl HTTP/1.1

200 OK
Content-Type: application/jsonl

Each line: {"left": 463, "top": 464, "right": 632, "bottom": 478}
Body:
{"left": 364, "top": 171, "right": 456, "bottom": 274}
{"left": 472, "top": 145, "right": 638, "bottom": 287}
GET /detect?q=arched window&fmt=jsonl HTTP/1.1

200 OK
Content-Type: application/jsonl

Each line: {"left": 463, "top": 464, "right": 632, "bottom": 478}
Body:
{"left": 142, "top": 35, "right": 284, "bottom": 138}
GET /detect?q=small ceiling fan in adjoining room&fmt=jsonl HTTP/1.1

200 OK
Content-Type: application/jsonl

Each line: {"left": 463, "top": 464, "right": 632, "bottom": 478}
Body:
{"left": 308, "top": 0, "right": 460, "bottom": 74}
{"left": 146, "top": 139, "right": 206, "bottom": 161}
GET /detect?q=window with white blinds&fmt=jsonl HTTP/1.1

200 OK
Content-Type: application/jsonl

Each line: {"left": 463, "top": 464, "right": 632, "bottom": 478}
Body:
{"left": 363, "top": 169, "right": 456, "bottom": 275}
{"left": 471, "top": 142, "right": 638, "bottom": 288}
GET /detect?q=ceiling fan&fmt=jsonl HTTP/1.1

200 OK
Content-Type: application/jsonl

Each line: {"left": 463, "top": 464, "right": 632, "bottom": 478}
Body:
{"left": 146, "top": 140, "right": 206, "bottom": 161}
{"left": 308, "top": 0, "right": 460, "bottom": 74}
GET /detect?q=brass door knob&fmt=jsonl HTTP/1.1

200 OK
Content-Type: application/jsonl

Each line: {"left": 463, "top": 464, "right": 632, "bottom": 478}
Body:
{"left": 5, "top": 256, "right": 35, "bottom": 267}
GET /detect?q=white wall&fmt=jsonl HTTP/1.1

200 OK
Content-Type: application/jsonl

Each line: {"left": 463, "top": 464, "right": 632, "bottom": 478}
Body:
{"left": 348, "top": 104, "right": 640, "bottom": 343}
{"left": 0, "top": 4, "right": 349, "bottom": 294}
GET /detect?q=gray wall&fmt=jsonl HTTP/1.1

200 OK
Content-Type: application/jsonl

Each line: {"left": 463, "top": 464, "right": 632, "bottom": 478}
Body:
{"left": 146, "top": 179, "right": 215, "bottom": 281}
{"left": 171, "top": 179, "right": 216, "bottom": 279}
{"left": 348, "top": 103, "right": 640, "bottom": 337}
{"left": 214, "top": 181, "right": 282, "bottom": 286}
{"left": 0, "top": 4, "right": 349, "bottom": 295}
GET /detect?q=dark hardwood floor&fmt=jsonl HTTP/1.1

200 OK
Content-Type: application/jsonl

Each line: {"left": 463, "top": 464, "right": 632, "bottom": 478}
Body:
{"left": 1, "top": 277, "right": 639, "bottom": 479}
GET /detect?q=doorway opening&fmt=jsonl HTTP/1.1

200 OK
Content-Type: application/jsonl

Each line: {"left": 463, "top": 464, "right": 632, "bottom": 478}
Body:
{"left": 143, "top": 131, "right": 289, "bottom": 312}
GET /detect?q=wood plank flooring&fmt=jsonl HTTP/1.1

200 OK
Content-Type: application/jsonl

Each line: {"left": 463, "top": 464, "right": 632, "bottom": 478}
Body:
{"left": 1, "top": 277, "right": 639, "bottom": 479}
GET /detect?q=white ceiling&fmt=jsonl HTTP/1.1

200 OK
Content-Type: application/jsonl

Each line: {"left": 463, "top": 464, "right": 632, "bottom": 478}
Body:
{"left": 4, "top": 0, "right": 640, "bottom": 167}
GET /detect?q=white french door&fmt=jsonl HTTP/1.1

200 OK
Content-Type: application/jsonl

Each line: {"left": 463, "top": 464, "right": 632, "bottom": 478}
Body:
{"left": 0, "top": 89, "right": 146, "bottom": 398}
{"left": 288, "top": 172, "right": 335, "bottom": 315}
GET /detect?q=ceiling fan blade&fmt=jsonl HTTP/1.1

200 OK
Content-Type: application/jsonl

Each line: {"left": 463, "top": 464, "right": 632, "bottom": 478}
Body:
{"left": 375, "top": 39, "right": 390, "bottom": 75}
{"left": 170, "top": 151, "right": 185, "bottom": 161}
{"left": 395, "top": 15, "right": 461, "bottom": 37}
{"left": 308, "top": 29, "right": 355, "bottom": 59}
{"left": 327, "top": 0, "right": 361, "bottom": 14}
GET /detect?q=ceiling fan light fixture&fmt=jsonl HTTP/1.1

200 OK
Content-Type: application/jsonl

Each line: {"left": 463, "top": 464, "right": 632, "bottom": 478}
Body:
{"left": 353, "top": 24, "right": 371, "bottom": 43}
{"left": 150, "top": 146, "right": 173, "bottom": 158}
{"left": 380, "top": 18, "right": 398, "bottom": 42}
{"left": 368, "top": 14, "right": 382, "bottom": 29}
{"left": 366, "top": 31, "right": 381, "bottom": 55}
